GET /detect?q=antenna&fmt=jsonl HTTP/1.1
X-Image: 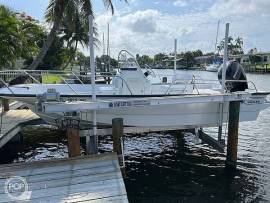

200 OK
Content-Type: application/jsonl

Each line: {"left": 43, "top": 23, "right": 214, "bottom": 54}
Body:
{"left": 173, "top": 39, "right": 177, "bottom": 83}
{"left": 107, "top": 23, "right": 111, "bottom": 72}
{"left": 102, "top": 32, "right": 105, "bottom": 56}
{"left": 222, "top": 23, "right": 229, "bottom": 93}
{"left": 215, "top": 20, "right": 220, "bottom": 54}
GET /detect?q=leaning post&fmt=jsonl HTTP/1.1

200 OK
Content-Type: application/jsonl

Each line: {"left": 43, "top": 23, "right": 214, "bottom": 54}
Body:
{"left": 112, "top": 118, "right": 125, "bottom": 176}
{"left": 226, "top": 101, "right": 240, "bottom": 169}
{"left": 67, "top": 127, "right": 81, "bottom": 157}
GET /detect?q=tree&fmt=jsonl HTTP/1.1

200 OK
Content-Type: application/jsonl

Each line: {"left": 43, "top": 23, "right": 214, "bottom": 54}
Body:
{"left": 60, "top": 5, "right": 100, "bottom": 69}
{"left": 0, "top": 5, "right": 41, "bottom": 69}
{"left": 136, "top": 54, "right": 154, "bottom": 66}
{"left": 24, "top": 36, "right": 70, "bottom": 70}
{"left": 96, "top": 55, "right": 118, "bottom": 72}
{"left": 183, "top": 51, "right": 194, "bottom": 68}
{"left": 75, "top": 51, "right": 87, "bottom": 72}
{"left": 217, "top": 36, "right": 244, "bottom": 55}
{"left": 192, "top": 50, "right": 203, "bottom": 57}
{"left": 235, "top": 37, "right": 243, "bottom": 54}
{"left": 28, "top": 0, "right": 119, "bottom": 70}
{"left": 249, "top": 55, "right": 262, "bottom": 64}
{"left": 204, "top": 52, "right": 215, "bottom": 56}
{"left": 248, "top": 48, "right": 257, "bottom": 54}
{"left": 154, "top": 53, "right": 166, "bottom": 63}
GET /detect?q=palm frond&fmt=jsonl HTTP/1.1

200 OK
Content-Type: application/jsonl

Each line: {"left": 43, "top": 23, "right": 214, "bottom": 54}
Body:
{"left": 45, "top": 0, "right": 66, "bottom": 23}
{"left": 102, "top": 0, "right": 114, "bottom": 14}
{"left": 79, "top": 0, "right": 93, "bottom": 18}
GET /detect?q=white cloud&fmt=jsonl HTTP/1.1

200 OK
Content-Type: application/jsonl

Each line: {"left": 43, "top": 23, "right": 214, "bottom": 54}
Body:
{"left": 95, "top": 13, "right": 112, "bottom": 27}
{"left": 173, "top": 0, "right": 187, "bottom": 7}
{"left": 118, "top": 10, "right": 158, "bottom": 33}
{"left": 90, "top": 0, "right": 270, "bottom": 58}
{"left": 209, "top": 0, "right": 270, "bottom": 18}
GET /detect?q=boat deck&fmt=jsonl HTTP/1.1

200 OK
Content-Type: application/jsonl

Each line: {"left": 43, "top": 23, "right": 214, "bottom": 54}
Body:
{"left": 0, "top": 153, "right": 128, "bottom": 202}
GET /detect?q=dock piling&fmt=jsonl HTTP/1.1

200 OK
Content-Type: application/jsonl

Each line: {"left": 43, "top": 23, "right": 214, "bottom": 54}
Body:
{"left": 112, "top": 118, "right": 124, "bottom": 167}
{"left": 67, "top": 128, "right": 81, "bottom": 157}
{"left": 226, "top": 101, "right": 240, "bottom": 169}
{"left": 2, "top": 98, "right": 9, "bottom": 112}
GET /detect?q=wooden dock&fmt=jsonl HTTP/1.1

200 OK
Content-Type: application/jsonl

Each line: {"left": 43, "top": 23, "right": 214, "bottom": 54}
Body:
{"left": 0, "top": 153, "right": 128, "bottom": 202}
{"left": 0, "top": 109, "right": 40, "bottom": 148}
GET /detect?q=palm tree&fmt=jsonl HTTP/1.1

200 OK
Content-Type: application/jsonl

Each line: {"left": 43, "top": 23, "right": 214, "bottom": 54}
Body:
{"left": 60, "top": 5, "right": 100, "bottom": 69}
{"left": 0, "top": 5, "right": 21, "bottom": 68}
{"left": 28, "top": 0, "right": 116, "bottom": 70}
{"left": 0, "top": 5, "right": 41, "bottom": 69}
{"left": 235, "top": 37, "right": 243, "bottom": 54}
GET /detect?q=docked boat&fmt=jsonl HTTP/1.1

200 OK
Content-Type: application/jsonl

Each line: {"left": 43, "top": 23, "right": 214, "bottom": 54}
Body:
{"left": 205, "top": 62, "right": 221, "bottom": 72}
{"left": 205, "top": 20, "right": 222, "bottom": 73}
{"left": 0, "top": 50, "right": 269, "bottom": 128}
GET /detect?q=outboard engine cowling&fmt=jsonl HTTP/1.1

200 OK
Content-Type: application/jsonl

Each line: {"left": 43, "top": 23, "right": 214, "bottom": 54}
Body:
{"left": 218, "top": 60, "right": 248, "bottom": 92}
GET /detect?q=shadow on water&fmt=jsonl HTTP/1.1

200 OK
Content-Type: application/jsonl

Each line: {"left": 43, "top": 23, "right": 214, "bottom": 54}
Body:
{"left": 99, "top": 131, "right": 265, "bottom": 203}
{"left": 0, "top": 125, "right": 68, "bottom": 164}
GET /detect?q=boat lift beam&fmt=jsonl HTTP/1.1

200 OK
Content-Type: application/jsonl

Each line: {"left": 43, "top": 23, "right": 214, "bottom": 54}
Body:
{"left": 198, "top": 129, "right": 225, "bottom": 153}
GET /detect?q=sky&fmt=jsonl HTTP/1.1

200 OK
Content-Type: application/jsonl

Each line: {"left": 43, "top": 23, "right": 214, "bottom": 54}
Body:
{"left": 1, "top": 0, "right": 270, "bottom": 57}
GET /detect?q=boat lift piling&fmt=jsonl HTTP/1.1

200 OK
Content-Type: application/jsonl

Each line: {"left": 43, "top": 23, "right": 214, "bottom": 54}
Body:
{"left": 112, "top": 118, "right": 126, "bottom": 175}
{"left": 88, "top": 15, "right": 98, "bottom": 154}
{"left": 2, "top": 98, "right": 9, "bottom": 112}
{"left": 226, "top": 101, "right": 240, "bottom": 169}
{"left": 67, "top": 127, "right": 81, "bottom": 157}
{"left": 218, "top": 23, "right": 230, "bottom": 145}
{"left": 221, "top": 23, "right": 241, "bottom": 169}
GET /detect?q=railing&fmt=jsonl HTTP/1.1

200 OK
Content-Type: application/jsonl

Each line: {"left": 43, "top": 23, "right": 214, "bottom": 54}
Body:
{"left": 0, "top": 69, "right": 259, "bottom": 96}
{"left": 150, "top": 72, "right": 258, "bottom": 95}
{"left": 113, "top": 75, "right": 133, "bottom": 95}
{"left": 0, "top": 69, "right": 116, "bottom": 96}
{"left": 0, "top": 70, "right": 116, "bottom": 84}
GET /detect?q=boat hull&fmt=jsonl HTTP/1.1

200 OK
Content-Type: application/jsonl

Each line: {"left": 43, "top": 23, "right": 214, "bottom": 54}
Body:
{"left": 10, "top": 96, "right": 269, "bottom": 128}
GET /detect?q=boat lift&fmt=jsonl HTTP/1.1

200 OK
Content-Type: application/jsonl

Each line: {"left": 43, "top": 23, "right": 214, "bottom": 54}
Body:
{"left": 33, "top": 22, "right": 248, "bottom": 169}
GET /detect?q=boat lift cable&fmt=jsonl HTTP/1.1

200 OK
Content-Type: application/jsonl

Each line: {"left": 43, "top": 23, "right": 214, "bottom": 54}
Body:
{"left": 224, "top": 110, "right": 230, "bottom": 146}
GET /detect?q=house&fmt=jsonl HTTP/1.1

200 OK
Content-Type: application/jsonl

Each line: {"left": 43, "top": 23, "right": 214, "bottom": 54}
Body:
{"left": 230, "top": 52, "right": 270, "bottom": 65}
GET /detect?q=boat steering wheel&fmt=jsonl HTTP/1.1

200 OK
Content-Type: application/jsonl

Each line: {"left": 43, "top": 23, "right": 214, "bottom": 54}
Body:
{"left": 144, "top": 64, "right": 157, "bottom": 78}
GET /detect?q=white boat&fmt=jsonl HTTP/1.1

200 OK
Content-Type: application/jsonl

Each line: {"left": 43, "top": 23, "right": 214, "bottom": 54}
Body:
{"left": 205, "top": 20, "right": 222, "bottom": 73}
{"left": 205, "top": 63, "right": 221, "bottom": 72}
{"left": 1, "top": 21, "right": 269, "bottom": 129}
{"left": 0, "top": 50, "right": 269, "bottom": 128}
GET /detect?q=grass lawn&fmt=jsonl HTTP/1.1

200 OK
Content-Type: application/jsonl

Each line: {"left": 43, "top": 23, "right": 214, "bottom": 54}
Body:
{"left": 42, "top": 74, "right": 63, "bottom": 84}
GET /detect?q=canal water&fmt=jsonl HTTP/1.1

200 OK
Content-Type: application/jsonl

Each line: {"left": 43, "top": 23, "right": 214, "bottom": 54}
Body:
{"left": 0, "top": 70, "right": 270, "bottom": 202}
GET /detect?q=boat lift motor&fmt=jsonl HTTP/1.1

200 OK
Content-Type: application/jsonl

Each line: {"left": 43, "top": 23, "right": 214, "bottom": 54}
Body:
{"left": 218, "top": 60, "right": 248, "bottom": 92}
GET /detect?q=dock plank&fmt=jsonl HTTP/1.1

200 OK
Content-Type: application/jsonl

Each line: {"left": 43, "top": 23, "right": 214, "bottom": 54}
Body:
{"left": 0, "top": 109, "right": 40, "bottom": 148}
{"left": 0, "top": 153, "right": 128, "bottom": 203}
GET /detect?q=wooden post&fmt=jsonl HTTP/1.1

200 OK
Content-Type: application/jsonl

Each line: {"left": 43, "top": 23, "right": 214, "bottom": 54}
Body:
{"left": 2, "top": 99, "right": 9, "bottom": 112}
{"left": 112, "top": 118, "right": 123, "bottom": 156}
{"left": 112, "top": 118, "right": 125, "bottom": 177}
{"left": 226, "top": 101, "right": 240, "bottom": 169}
{"left": 67, "top": 128, "right": 81, "bottom": 157}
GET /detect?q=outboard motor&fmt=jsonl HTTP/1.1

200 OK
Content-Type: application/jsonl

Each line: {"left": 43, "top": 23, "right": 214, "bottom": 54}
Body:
{"left": 218, "top": 60, "right": 248, "bottom": 92}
